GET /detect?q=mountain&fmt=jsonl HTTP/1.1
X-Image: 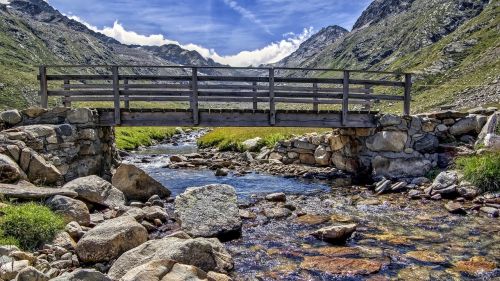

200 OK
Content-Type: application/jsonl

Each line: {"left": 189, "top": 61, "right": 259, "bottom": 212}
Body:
{"left": 277, "top": 0, "right": 499, "bottom": 112}
{"left": 275, "top": 25, "right": 348, "bottom": 68}
{"left": 0, "top": 0, "right": 220, "bottom": 109}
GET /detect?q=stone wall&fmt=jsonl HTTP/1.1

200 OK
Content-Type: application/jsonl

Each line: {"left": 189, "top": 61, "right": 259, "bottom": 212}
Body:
{"left": 269, "top": 108, "right": 498, "bottom": 180}
{"left": 0, "top": 107, "right": 118, "bottom": 185}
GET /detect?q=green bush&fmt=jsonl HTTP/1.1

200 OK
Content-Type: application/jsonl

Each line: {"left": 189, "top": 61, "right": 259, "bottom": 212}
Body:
{"left": 456, "top": 152, "right": 500, "bottom": 193}
{"left": 0, "top": 203, "right": 64, "bottom": 250}
{"left": 115, "top": 127, "right": 180, "bottom": 150}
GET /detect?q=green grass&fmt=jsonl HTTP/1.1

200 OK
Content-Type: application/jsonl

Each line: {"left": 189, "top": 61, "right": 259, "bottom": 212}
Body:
{"left": 0, "top": 203, "right": 65, "bottom": 250}
{"left": 198, "top": 127, "right": 330, "bottom": 151}
{"left": 455, "top": 152, "right": 500, "bottom": 193}
{"left": 115, "top": 127, "right": 181, "bottom": 150}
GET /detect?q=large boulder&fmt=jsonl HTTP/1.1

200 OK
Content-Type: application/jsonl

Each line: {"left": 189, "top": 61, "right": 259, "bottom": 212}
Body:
{"left": 112, "top": 164, "right": 170, "bottom": 201}
{"left": 413, "top": 134, "right": 439, "bottom": 153}
{"left": 175, "top": 184, "right": 242, "bottom": 238}
{"left": 63, "top": 175, "right": 126, "bottom": 208}
{"left": 120, "top": 259, "right": 208, "bottom": 281}
{"left": 241, "top": 137, "right": 262, "bottom": 151}
{"left": 14, "top": 266, "right": 49, "bottom": 281}
{"left": 430, "top": 171, "right": 458, "bottom": 190}
{"left": 366, "top": 131, "right": 407, "bottom": 152}
{"left": 45, "top": 195, "right": 91, "bottom": 226}
{"left": 50, "top": 269, "right": 111, "bottom": 281}
{"left": 449, "top": 115, "right": 486, "bottom": 136}
{"left": 108, "top": 237, "right": 233, "bottom": 280}
{"left": 76, "top": 216, "right": 148, "bottom": 263}
{"left": 22, "top": 150, "right": 62, "bottom": 185}
{"left": 372, "top": 156, "right": 432, "bottom": 178}
{"left": 0, "top": 154, "right": 26, "bottom": 183}
{"left": 0, "top": 109, "right": 22, "bottom": 125}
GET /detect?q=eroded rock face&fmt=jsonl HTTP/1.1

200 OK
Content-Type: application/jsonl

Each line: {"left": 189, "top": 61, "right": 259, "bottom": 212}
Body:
{"left": 175, "top": 184, "right": 242, "bottom": 238}
{"left": 76, "top": 216, "right": 148, "bottom": 263}
{"left": 108, "top": 237, "right": 233, "bottom": 280}
{"left": 120, "top": 259, "right": 209, "bottom": 281}
{"left": 366, "top": 131, "right": 407, "bottom": 152}
{"left": 46, "top": 195, "right": 90, "bottom": 226}
{"left": 112, "top": 164, "right": 170, "bottom": 201}
{"left": 0, "top": 154, "right": 26, "bottom": 183}
{"left": 63, "top": 175, "right": 126, "bottom": 208}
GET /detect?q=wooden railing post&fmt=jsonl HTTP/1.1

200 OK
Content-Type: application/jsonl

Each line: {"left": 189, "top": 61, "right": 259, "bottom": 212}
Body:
{"left": 269, "top": 68, "right": 276, "bottom": 125}
{"left": 124, "top": 78, "right": 130, "bottom": 109}
{"left": 63, "top": 79, "right": 71, "bottom": 108}
{"left": 252, "top": 81, "right": 258, "bottom": 110}
{"left": 342, "top": 70, "right": 350, "bottom": 126}
{"left": 112, "top": 66, "right": 121, "bottom": 125}
{"left": 191, "top": 67, "right": 199, "bottom": 125}
{"left": 404, "top": 73, "right": 412, "bottom": 116}
{"left": 39, "top": 66, "right": 48, "bottom": 108}
{"left": 312, "top": 82, "right": 318, "bottom": 112}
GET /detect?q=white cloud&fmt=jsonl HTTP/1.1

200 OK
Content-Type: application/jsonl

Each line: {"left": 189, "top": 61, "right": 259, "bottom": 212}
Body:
{"left": 222, "top": 0, "right": 272, "bottom": 35}
{"left": 68, "top": 16, "right": 313, "bottom": 67}
{"left": 0, "top": 0, "right": 11, "bottom": 5}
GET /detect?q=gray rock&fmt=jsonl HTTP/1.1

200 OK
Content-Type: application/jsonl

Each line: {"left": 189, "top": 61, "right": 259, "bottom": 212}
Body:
{"left": 215, "top": 168, "right": 229, "bottom": 177}
{"left": 310, "top": 224, "right": 357, "bottom": 243}
{"left": 65, "top": 221, "right": 84, "bottom": 240}
{"left": 0, "top": 245, "right": 20, "bottom": 256}
{"left": 413, "top": 134, "right": 439, "bottom": 153}
{"left": 263, "top": 207, "right": 292, "bottom": 219}
{"left": 175, "top": 184, "right": 242, "bottom": 238}
{"left": 63, "top": 175, "right": 126, "bottom": 208}
{"left": 66, "top": 108, "right": 93, "bottom": 124}
{"left": 46, "top": 195, "right": 90, "bottom": 226}
{"left": 14, "top": 266, "right": 49, "bottom": 281}
{"left": 0, "top": 109, "right": 22, "bottom": 125}
{"left": 108, "top": 237, "right": 233, "bottom": 280}
{"left": 366, "top": 131, "right": 407, "bottom": 152}
{"left": 112, "top": 164, "right": 171, "bottom": 201}
{"left": 444, "top": 201, "right": 465, "bottom": 214}
{"left": 379, "top": 114, "right": 402, "bottom": 126}
{"left": 25, "top": 150, "right": 62, "bottom": 185}
{"left": 480, "top": 207, "right": 499, "bottom": 217}
{"left": 0, "top": 260, "right": 29, "bottom": 280}
{"left": 314, "top": 146, "right": 331, "bottom": 166}
{"left": 120, "top": 260, "right": 208, "bottom": 281}
{"left": 431, "top": 171, "right": 458, "bottom": 190}
{"left": 50, "top": 269, "right": 111, "bottom": 281}
{"left": 241, "top": 137, "right": 262, "bottom": 151}
{"left": 293, "top": 139, "right": 317, "bottom": 150}
{"left": 372, "top": 156, "right": 432, "bottom": 178}
{"left": 0, "top": 154, "right": 26, "bottom": 183}
{"left": 76, "top": 216, "right": 148, "bottom": 263}
{"left": 265, "top": 192, "right": 286, "bottom": 202}
{"left": 449, "top": 116, "right": 483, "bottom": 135}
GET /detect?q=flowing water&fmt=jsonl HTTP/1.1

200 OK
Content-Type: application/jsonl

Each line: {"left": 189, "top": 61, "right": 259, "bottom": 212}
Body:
{"left": 125, "top": 131, "right": 499, "bottom": 281}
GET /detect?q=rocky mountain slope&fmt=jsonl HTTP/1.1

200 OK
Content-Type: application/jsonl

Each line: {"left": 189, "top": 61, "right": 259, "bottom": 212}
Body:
{"left": 277, "top": 0, "right": 499, "bottom": 112}
{"left": 0, "top": 0, "right": 221, "bottom": 109}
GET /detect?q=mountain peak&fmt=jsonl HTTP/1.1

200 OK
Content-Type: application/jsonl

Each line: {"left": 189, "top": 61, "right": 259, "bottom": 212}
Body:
{"left": 353, "top": 0, "right": 416, "bottom": 30}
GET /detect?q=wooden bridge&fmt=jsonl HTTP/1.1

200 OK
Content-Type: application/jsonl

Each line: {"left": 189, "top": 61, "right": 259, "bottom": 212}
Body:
{"left": 38, "top": 65, "right": 412, "bottom": 128}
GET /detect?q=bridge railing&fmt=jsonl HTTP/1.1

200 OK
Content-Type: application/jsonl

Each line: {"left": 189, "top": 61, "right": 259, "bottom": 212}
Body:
{"left": 38, "top": 65, "right": 411, "bottom": 126}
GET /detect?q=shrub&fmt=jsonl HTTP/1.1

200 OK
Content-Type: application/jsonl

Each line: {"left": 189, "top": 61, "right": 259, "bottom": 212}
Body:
{"left": 0, "top": 203, "right": 65, "bottom": 250}
{"left": 455, "top": 152, "right": 500, "bottom": 193}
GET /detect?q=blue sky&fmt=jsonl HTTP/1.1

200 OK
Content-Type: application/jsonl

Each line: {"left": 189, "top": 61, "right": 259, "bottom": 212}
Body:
{"left": 48, "top": 0, "right": 373, "bottom": 66}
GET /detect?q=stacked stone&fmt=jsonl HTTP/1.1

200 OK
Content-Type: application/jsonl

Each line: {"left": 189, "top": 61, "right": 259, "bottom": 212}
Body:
{"left": 267, "top": 108, "right": 497, "bottom": 180}
{"left": 0, "top": 107, "right": 118, "bottom": 184}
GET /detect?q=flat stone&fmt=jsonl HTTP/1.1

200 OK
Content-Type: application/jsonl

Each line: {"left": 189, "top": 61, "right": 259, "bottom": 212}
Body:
{"left": 263, "top": 207, "right": 292, "bottom": 219}
{"left": 63, "top": 175, "right": 126, "bottom": 208}
{"left": 406, "top": 250, "right": 446, "bottom": 263}
{"left": 120, "top": 260, "right": 208, "bottom": 281}
{"left": 50, "top": 269, "right": 112, "bottom": 281}
{"left": 0, "top": 183, "right": 77, "bottom": 199}
{"left": 300, "top": 256, "right": 381, "bottom": 275}
{"left": 76, "top": 216, "right": 148, "bottom": 263}
{"left": 265, "top": 192, "right": 286, "bottom": 202}
{"left": 310, "top": 224, "right": 357, "bottom": 243}
{"left": 444, "top": 201, "right": 465, "bottom": 214}
{"left": 295, "top": 214, "right": 330, "bottom": 225}
{"left": 379, "top": 114, "right": 402, "bottom": 126}
{"left": 108, "top": 237, "right": 233, "bottom": 280}
{"left": 366, "top": 131, "right": 407, "bottom": 152}
{"left": 479, "top": 206, "right": 499, "bottom": 217}
{"left": 453, "top": 256, "right": 497, "bottom": 276}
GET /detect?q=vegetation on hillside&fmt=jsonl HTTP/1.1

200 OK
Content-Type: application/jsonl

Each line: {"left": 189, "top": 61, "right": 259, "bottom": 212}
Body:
{"left": 0, "top": 203, "right": 64, "bottom": 250}
{"left": 198, "top": 127, "right": 330, "bottom": 151}
{"left": 115, "top": 127, "right": 180, "bottom": 150}
{"left": 456, "top": 152, "right": 500, "bottom": 193}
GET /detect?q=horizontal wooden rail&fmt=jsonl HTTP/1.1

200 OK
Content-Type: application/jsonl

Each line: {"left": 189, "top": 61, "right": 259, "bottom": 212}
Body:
{"left": 38, "top": 65, "right": 412, "bottom": 127}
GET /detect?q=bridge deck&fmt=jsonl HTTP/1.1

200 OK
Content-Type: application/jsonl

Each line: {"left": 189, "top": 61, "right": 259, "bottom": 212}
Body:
{"left": 38, "top": 65, "right": 411, "bottom": 128}
{"left": 96, "top": 108, "right": 378, "bottom": 127}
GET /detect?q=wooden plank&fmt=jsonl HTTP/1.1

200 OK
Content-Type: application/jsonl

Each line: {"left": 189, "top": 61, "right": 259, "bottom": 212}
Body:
{"left": 198, "top": 76, "right": 269, "bottom": 83}
{"left": 124, "top": 79, "right": 130, "bottom": 109}
{"left": 119, "top": 75, "right": 191, "bottom": 81}
{"left": 121, "top": 90, "right": 192, "bottom": 96}
{"left": 274, "top": 98, "right": 370, "bottom": 105}
{"left": 48, "top": 90, "right": 114, "bottom": 96}
{"left": 348, "top": 94, "right": 405, "bottom": 101}
{"left": 349, "top": 79, "right": 405, "bottom": 87}
{"left": 122, "top": 83, "right": 190, "bottom": 89}
{"left": 275, "top": 92, "right": 343, "bottom": 99}
{"left": 342, "top": 70, "right": 349, "bottom": 126}
{"left": 63, "top": 79, "right": 71, "bottom": 107}
{"left": 269, "top": 68, "right": 275, "bottom": 125}
{"left": 313, "top": 82, "right": 318, "bottom": 112}
{"left": 112, "top": 66, "right": 121, "bottom": 125}
{"left": 198, "top": 97, "right": 269, "bottom": 103}
{"left": 61, "top": 83, "right": 113, "bottom": 89}
{"left": 404, "top": 73, "right": 412, "bottom": 115}
{"left": 275, "top": 77, "right": 343, "bottom": 84}
{"left": 198, "top": 91, "right": 268, "bottom": 97}
{"left": 39, "top": 66, "right": 48, "bottom": 108}
{"left": 191, "top": 67, "right": 199, "bottom": 125}
{"left": 46, "top": 74, "right": 112, "bottom": 81}
{"left": 252, "top": 81, "right": 258, "bottom": 110}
